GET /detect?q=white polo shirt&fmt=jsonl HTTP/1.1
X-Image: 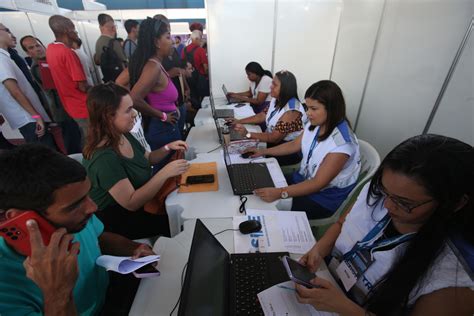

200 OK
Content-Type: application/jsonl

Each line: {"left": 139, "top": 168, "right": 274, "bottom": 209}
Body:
{"left": 250, "top": 75, "right": 272, "bottom": 102}
{"left": 0, "top": 48, "right": 50, "bottom": 130}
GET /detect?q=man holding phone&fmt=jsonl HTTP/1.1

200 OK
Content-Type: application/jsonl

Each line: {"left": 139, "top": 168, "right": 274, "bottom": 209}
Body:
{"left": 0, "top": 144, "right": 156, "bottom": 315}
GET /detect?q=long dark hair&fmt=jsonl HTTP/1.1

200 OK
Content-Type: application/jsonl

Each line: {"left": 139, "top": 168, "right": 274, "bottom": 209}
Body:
{"left": 245, "top": 61, "right": 272, "bottom": 79}
{"left": 129, "top": 17, "right": 168, "bottom": 88}
{"left": 274, "top": 70, "right": 298, "bottom": 110}
{"left": 83, "top": 82, "right": 130, "bottom": 160}
{"left": 304, "top": 80, "right": 350, "bottom": 140}
{"left": 365, "top": 134, "right": 474, "bottom": 314}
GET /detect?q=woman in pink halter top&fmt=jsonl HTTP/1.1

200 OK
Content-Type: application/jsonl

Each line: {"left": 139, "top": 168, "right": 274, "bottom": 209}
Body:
{"left": 128, "top": 17, "right": 182, "bottom": 167}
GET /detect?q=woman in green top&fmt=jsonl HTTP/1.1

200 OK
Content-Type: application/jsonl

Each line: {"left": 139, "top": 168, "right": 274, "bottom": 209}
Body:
{"left": 82, "top": 83, "right": 190, "bottom": 239}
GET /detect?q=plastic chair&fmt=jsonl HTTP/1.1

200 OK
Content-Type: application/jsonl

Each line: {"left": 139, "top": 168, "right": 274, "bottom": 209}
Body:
{"left": 68, "top": 153, "right": 84, "bottom": 164}
{"left": 130, "top": 111, "right": 152, "bottom": 152}
{"left": 309, "top": 139, "right": 381, "bottom": 239}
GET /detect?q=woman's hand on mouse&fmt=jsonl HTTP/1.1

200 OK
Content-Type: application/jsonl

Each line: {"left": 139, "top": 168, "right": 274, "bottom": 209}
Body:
{"left": 244, "top": 147, "right": 265, "bottom": 158}
{"left": 233, "top": 124, "right": 247, "bottom": 136}
{"left": 225, "top": 118, "right": 238, "bottom": 125}
{"left": 253, "top": 187, "right": 281, "bottom": 203}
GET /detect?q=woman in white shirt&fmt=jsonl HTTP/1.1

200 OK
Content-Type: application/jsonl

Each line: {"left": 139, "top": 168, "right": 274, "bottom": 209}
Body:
{"left": 230, "top": 70, "right": 307, "bottom": 166}
{"left": 295, "top": 134, "right": 474, "bottom": 315}
{"left": 248, "top": 80, "right": 360, "bottom": 219}
{"left": 226, "top": 61, "right": 272, "bottom": 113}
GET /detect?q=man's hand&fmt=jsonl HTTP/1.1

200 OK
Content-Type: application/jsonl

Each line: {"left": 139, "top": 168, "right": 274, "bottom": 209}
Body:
{"left": 35, "top": 117, "right": 46, "bottom": 137}
{"left": 132, "top": 243, "right": 155, "bottom": 259}
{"left": 23, "top": 219, "right": 79, "bottom": 314}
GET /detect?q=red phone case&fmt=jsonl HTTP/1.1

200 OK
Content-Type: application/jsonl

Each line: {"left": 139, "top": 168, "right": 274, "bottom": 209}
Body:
{"left": 0, "top": 211, "right": 56, "bottom": 257}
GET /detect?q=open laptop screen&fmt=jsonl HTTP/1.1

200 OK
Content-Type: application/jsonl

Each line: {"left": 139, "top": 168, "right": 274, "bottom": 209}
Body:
{"left": 178, "top": 219, "right": 230, "bottom": 316}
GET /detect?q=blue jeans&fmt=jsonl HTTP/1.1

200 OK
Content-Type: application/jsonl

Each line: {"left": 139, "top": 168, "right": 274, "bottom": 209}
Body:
{"left": 19, "top": 122, "right": 56, "bottom": 149}
{"left": 177, "top": 103, "right": 186, "bottom": 139}
{"left": 145, "top": 117, "right": 181, "bottom": 171}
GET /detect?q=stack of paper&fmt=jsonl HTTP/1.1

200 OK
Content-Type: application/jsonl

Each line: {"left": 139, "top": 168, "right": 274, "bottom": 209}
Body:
{"left": 96, "top": 255, "right": 160, "bottom": 274}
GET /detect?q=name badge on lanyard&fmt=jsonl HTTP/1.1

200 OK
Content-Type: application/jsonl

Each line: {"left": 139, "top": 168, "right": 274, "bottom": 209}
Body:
{"left": 333, "top": 214, "right": 415, "bottom": 292}
{"left": 303, "top": 128, "right": 320, "bottom": 179}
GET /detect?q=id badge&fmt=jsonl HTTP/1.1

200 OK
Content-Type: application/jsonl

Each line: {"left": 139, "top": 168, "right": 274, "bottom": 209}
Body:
{"left": 336, "top": 247, "right": 374, "bottom": 292}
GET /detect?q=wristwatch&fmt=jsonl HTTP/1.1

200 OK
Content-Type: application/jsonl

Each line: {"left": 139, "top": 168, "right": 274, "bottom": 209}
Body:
{"left": 245, "top": 132, "right": 252, "bottom": 139}
{"left": 280, "top": 188, "right": 289, "bottom": 199}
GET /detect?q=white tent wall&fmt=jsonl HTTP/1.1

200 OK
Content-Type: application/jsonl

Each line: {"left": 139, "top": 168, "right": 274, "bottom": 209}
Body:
{"left": 206, "top": 0, "right": 276, "bottom": 98}
{"left": 330, "top": 0, "right": 385, "bottom": 125}
{"left": 272, "top": 0, "right": 342, "bottom": 99}
{"left": 428, "top": 25, "right": 473, "bottom": 145}
{"left": 353, "top": 0, "right": 473, "bottom": 157}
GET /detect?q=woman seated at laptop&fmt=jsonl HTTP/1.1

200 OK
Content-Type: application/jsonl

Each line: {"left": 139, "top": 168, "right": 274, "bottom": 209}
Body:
{"left": 82, "top": 83, "right": 190, "bottom": 239}
{"left": 295, "top": 134, "right": 474, "bottom": 315}
{"left": 226, "top": 61, "right": 273, "bottom": 113}
{"left": 229, "top": 70, "right": 307, "bottom": 167}
{"left": 246, "top": 80, "right": 360, "bottom": 219}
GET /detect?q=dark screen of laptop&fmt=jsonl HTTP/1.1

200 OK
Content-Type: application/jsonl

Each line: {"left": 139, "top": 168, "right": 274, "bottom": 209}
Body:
{"left": 178, "top": 220, "right": 229, "bottom": 316}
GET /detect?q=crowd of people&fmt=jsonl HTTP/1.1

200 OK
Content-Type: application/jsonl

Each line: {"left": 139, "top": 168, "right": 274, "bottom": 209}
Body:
{"left": 0, "top": 12, "right": 472, "bottom": 316}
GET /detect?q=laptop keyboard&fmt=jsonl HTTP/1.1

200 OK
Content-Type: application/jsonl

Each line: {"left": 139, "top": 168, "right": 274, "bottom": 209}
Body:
{"left": 231, "top": 164, "right": 257, "bottom": 193}
{"left": 233, "top": 256, "right": 267, "bottom": 315}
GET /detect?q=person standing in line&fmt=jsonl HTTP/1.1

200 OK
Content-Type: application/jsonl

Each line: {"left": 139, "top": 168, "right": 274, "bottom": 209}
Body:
{"left": 21, "top": 35, "right": 82, "bottom": 154}
{"left": 46, "top": 15, "right": 91, "bottom": 146}
{"left": 123, "top": 19, "right": 139, "bottom": 60}
{"left": 0, "top": 25, "right": 55, "bottom": 147}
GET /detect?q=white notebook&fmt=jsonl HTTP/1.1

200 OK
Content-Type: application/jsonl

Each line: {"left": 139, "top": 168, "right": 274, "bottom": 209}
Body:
{"left": 96, "top": 255, "right": 160, "bottom": 274}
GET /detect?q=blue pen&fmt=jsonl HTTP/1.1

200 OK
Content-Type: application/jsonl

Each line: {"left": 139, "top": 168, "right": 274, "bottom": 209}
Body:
{"left": 277, "top": 285, "right": 296, "bottom": 292}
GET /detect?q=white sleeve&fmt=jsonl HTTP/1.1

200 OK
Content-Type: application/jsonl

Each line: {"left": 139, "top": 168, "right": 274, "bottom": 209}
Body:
{"left": 258, "top": 75, "right": 272, "bottom": 93}
{"left": 330, "top": 142, "right": 356, "bottom": 157}
{"left": 0, "top": 59, "right": 17, "bottom": 83}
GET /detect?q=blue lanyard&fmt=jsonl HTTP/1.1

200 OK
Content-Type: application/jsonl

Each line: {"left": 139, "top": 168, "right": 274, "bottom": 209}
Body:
{"left": 305, "top": 128, "right": 320, "bottom": 165}
{"left": 267, "top": 107, "right": 280, "bottom": 123}
{"left": 267, "top": 98, "right": 296, "bottom": 124}
{"left": 343, "top": 214, "right": 415, "bottom": 260}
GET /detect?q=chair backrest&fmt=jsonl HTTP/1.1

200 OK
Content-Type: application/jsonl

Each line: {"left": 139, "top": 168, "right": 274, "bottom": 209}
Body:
{"left": 357, "top": 139, "right": 381, "bottom": 185}
{"left": 130, "top": 111, "right": 152, "bottom": 152}
{"left": 68, "top": 153, "right": 84, "bottom": 164}
{"left": 309, "top": 139, "right": 381, "bottom": 228}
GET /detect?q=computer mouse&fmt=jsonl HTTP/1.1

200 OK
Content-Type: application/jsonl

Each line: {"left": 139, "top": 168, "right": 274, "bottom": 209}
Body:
{"left": 240, "top": 152, "right": 252, "bottom": 159}
{"left": 238, "top": 220, "right": 262, "bottom": 235}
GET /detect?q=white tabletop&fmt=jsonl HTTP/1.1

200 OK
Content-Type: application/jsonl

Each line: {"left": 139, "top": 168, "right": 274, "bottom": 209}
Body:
{"left": 129, "top": 218, "right": 234, "bottom": 316}
{"left": 165, "top": 152, "right": 292, "bottom": 237}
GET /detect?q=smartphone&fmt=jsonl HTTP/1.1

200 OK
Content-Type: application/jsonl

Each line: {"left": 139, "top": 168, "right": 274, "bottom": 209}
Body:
{"left": 282, "top": 255, "right": 317, "bottom": 288}
{"left": 235, "top": 103, "right": 246, "bottom": 108}
{"left": 0, "top": 211, "right": 56, "bottom": 257}
{"left": 186, "top": 174, "right": 215, "bottom": 185}
{"left": 133, "top": 264, "right": 161, "bottom": 278}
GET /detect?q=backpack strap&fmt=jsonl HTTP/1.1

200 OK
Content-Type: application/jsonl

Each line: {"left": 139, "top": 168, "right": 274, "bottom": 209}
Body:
{"left": 184, "top": 45, "right": 199, "bottom": 67}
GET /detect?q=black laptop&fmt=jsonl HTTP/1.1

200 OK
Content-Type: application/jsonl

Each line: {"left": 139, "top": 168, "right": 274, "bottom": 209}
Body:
{"left": 210, "top": 92, "right": 234, "bottom": 118}
{"left": 222, "top": 138, "right": 275, "bottom": 195}
{"left": 178, "top": 219, "right": 289, "bottom": 316}
{"left": 222, "top": 84, "right": 241, "bottom": 104}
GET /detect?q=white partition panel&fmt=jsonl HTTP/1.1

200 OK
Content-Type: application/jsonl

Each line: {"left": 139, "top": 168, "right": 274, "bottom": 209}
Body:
{"left": 330, "top": 0, "right": 384, "bottom": 124}
{"left": 207, "top": 0, "right": 276, "bottom": 98}
{"left": 273, "top": 0, "right": 342, "bottom": 98}
{"left": 428, "top": 32, "right": 473, "bottom": 145}
{"left": 354, "top": 0, "right": 473, "bottom": 157}
{"left": 0, "top": 12, "right": 34, "bottom": 58}
{"left": 27, "top": 12, "right": 56, "bottom": 46}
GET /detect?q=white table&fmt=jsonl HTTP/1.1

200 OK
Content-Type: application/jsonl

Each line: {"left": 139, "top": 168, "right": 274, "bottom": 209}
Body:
{"left": 129, "top": 218, "right": 234, "bottom": 316}
{"left": 166, "top": 152, "right": 292, "bottom": 237}
{"left": 184, "top": 120, "right": 262, "bottom": 160}
{"left": 193, "top": 103, "right": 256, "bottom": 127}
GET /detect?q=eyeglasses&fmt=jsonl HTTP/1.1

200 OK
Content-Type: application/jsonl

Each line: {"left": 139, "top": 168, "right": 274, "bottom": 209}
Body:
{"left": 380, "top": 185, "right": 434, "bottom": 214}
